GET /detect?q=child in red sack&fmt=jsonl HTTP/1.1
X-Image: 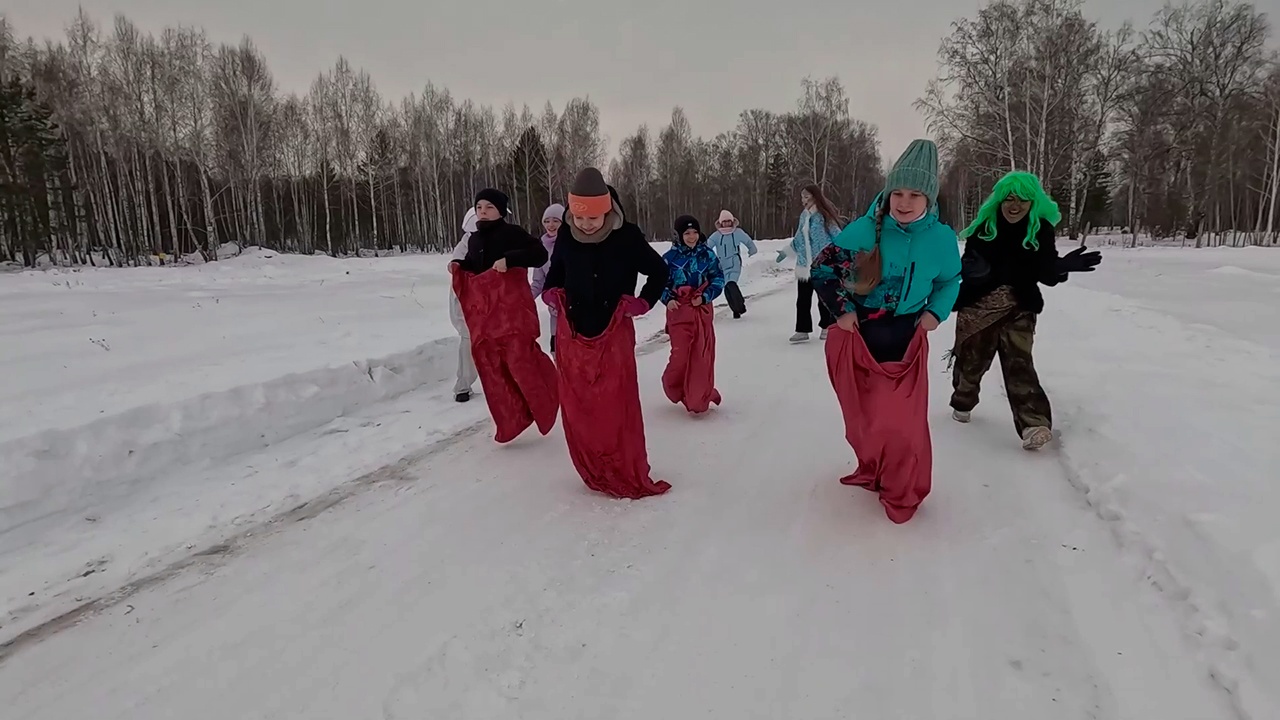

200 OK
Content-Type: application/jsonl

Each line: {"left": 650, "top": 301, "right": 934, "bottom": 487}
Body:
{"left": 540, "top": 167, "right": 672, "bottom": 499}
{"left": 449, "top": 189, "right": 558, "bottom": 443}
{"left": 811, "top": 140, "right": 961, "bottom": 523}
{"left": 661, "top": 215, "right": 725, "bottom": 414}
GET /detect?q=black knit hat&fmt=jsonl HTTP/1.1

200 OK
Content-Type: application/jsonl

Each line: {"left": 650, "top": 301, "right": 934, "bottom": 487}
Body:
{"left": 674, "top": 215, "right": 701, "bottom": 235}
{"left": 475, "top": 188, "right": 509, "bottom": 217}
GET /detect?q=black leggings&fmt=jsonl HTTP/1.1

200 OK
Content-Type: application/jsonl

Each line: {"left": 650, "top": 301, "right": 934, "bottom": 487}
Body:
{"left": 796, "top": 279, "right": 834, "bottom": 333}
{"left": 858, "top": 309, "right": 922, "bottom": 363}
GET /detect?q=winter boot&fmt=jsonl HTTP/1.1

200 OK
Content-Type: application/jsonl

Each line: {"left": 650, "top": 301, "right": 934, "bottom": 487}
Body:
{"left": 952, "top": 409, "right": 971, "bottom": 424}
{"left": 455, "top": 390, "right": 471, "bottom": 403}
{"left": 1021, "top": 426, "right": 1052, "bottom": 450}
{"left": 789, "top": 332, "right": 810, "bottom": 344}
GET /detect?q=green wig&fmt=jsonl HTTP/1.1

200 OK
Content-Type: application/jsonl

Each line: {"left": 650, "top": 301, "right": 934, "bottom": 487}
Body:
{"left": 961, "top": 171, "right": 1062, "bottom": 250}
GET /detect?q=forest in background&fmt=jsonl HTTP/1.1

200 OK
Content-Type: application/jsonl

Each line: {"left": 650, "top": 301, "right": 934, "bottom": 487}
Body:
{"left": 925, "top": 0, "right": 1278, "bottom": 247}
{"left": 0, "top": 0, "right": 1277, "bottom": 267}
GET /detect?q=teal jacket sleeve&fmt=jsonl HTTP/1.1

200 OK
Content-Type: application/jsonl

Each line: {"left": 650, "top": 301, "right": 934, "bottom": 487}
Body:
{"left": 739, "top": 230, "right": 758, "bottom": 257}
{"left": 924, "top": 235, "right": 962, "bottom": 323}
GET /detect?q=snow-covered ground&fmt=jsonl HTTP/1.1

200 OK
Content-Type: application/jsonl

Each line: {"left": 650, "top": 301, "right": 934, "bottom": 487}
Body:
{"left": 0, "top": 241, "right": 792, "bottom": 647}
{"left": 1, "top": 241, "right": 1277, "bottom": 718}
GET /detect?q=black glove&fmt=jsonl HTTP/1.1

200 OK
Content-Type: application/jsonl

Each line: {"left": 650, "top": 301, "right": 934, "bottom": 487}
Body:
{"left": 1057, "top": 245, "right": 1101, "bottom": 274}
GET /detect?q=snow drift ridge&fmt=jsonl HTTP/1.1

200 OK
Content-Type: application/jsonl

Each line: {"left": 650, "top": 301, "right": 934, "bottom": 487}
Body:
{"left": 0, "top": 337, "right": 458, "bottom": 542}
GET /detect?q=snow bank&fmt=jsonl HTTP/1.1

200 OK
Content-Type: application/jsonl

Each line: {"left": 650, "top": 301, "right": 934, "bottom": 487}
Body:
{"left": 1038, "top": 255, "right": 1280, "bottom": 719}
{"left": 1, "top": 250, "right": 462, "bottom": 639}
{"left": 0, "top": 241, "right": 792, "bottom": 647}
{"left": 1, "top": 336, "right": 457, "bottom": 544}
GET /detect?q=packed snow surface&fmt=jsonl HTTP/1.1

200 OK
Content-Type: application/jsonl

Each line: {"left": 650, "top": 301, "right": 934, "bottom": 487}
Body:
{"left": 1, "top": 242, "right": 1277, "bottom": 719}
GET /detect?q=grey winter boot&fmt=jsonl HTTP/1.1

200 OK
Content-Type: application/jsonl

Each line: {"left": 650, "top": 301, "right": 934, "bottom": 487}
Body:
{"left": 789, "top": 332, "right": 810, "bottom": 344}
{"left": 1021, "top": 426, "right": 1052, "bottom": 450}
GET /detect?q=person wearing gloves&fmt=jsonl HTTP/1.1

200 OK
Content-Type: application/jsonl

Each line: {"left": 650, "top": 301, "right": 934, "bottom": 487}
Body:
{"left": 948, "top": 171, "right": 1101, "bottom": 450}
{"left": 811, "top": 139, "right": 961, "bottom": 524}
{"left": 778, "top": 184, "right": 843, "bottom": 343}
{"left": 541, "top": 166, "right": 672, "bottom": 499}
{"left": 707, "top": 209, "right": 757, "bottom": 318}
{"left": 661, "top": 215, "right": 726, "bottom": 413}
{"left": 448, "top": 207, "right": 480, "bottom": 402}
{"left": 529, "top": 202, "right": 565, "bottom": 353}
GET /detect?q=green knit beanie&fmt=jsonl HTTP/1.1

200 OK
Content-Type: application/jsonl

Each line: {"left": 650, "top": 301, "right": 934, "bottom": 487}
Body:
{"left": 883, "top": 139, "right": 940, "bottom": 208}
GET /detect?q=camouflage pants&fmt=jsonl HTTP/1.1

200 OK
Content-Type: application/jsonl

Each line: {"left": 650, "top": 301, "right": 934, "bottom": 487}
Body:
{"left": 949, "top": 311, "right": 1052, "bottom": 436}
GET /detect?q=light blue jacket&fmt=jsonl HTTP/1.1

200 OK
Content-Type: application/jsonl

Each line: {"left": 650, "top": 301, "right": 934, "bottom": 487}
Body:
{"left": 706, "top": 228, "right": 757, "bottom": 283}
{"left": 778, "top": 209, "right": 839, "bottom": 279}
{"left": 812, "top": 194, "right": 962, "bottom": 322}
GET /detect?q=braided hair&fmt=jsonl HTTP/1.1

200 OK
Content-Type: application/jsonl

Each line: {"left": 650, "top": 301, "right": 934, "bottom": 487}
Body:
{"left": 852, "top": 198, "right": 886, "bottom": 296}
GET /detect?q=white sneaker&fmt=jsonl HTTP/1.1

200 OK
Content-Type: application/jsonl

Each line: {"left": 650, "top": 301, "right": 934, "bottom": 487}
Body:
{"left": 789, "top": 332, "right": 810, "bottom": 344}
{"left": 820, "top": 328, "right": 829, "bottom": 340}
{"left": 1021, "top": 426, "right": 1052, "bottom": 450}
{"left": 952, "top": 410, "right": 971, "bottom": 424}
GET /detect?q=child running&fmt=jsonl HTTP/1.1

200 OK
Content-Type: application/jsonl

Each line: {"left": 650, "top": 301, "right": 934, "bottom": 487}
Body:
{"left": 540, "top": 167, "right": 672, "bottom": 499}
{"left": 811, "top": 139, "right": 961, "bottom": 523}
{"left": 661, "top": 215, "right": 726, "bottom": 413}
{"left": 707, "top": 210, "right": 757, "bottom": 318}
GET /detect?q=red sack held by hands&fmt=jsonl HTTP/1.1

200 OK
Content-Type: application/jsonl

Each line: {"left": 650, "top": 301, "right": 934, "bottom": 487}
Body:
{"left": 824, "top": 325, "right": 932, "bottom": 524}
{"left": 662, "top": 286, "right": 721, "bottom": 414}
{"left": 452, "top": 268, "right": 559, "bottom": 443}
{"left": 551, "top": 292, "right": 671, "bottom": 499}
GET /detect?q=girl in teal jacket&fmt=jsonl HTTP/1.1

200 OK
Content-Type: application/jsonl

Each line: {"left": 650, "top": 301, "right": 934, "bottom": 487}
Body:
{"left": 812, "top": 139, "right": 961, "bottom": 363}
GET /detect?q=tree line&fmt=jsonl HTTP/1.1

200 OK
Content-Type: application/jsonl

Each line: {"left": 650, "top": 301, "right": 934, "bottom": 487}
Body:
{"left": 923, "top": 0, "right": 1279, "bottom": 246}
{"left": 0, "top": 11, "right": 883, "bottom": 268}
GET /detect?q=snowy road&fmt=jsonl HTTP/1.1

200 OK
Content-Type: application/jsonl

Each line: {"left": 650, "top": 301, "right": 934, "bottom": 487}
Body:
{"left": 0, "top": 287, "right": 1234, "bottom": 719}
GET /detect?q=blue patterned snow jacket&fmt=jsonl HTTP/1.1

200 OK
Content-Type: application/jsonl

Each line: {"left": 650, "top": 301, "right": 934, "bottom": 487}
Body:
{"left": 661, "top": 235, "right": 726, "bottom": 306}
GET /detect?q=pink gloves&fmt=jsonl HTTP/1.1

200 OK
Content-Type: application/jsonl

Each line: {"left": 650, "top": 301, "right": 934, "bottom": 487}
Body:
{"left": 621, "top": 295, "right": 650, "bottom": 318}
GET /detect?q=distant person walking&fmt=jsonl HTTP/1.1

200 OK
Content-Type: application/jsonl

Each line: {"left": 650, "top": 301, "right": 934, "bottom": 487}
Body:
{"left": 778, "top": 184, "right": 842, "bottom": 343}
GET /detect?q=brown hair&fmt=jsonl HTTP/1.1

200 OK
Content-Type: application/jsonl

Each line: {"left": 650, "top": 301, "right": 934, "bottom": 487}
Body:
{"left": 852, "top": 199, "right": 886, "bottom": 295}
{"left": 801, "top": 184, "right": 845, "bottom": 236}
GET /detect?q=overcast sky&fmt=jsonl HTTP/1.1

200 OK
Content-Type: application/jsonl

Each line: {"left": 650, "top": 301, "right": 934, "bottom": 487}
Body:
{"left": 7, "top": 0, "right": 1174, "bottom": 166}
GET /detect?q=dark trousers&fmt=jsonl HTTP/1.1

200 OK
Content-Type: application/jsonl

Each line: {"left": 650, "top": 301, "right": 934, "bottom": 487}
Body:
{"left": 858, "top": 310, "right": 920, "bottom": 364}
{"left": 796, "top": 279, "right": 834, "bottom": 333}
{"left": 949, "top": 312, "right": 1052, "bottom": 435}
{"left": 724, "top": 281, "right": 746, "bottom": 317}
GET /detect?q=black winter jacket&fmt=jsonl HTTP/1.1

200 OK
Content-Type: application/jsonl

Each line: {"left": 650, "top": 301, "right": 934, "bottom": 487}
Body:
{"left": 542, "top": 216, "right": 668, "bottom": 339}
{"left": 456, "top": 219, "right": 548, "bottom": 274}
{"left": 953, "top": 216, "right": 1065, "bottom": 314}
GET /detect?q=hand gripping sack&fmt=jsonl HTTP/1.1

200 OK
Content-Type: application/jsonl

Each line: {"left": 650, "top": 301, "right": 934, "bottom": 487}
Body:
{"left": 551, "top": 291, "right": 671, "bottom": 499}
{"left": 452, "top": 268, "right": 559, "bottom": 443}
{"left": 824, "top": 325, "right": 932, "bottom": 523}
{"left": 661, "top": 285, "right": 721, "bottom": 414}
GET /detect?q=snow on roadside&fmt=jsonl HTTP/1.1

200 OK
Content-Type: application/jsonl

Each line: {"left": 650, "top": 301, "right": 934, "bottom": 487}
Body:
{"left": 0, "top": 241, "right": 793, "bottom": 647}
{"left": 1033, "top": 249, "right": 1280, "bottom": 719}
